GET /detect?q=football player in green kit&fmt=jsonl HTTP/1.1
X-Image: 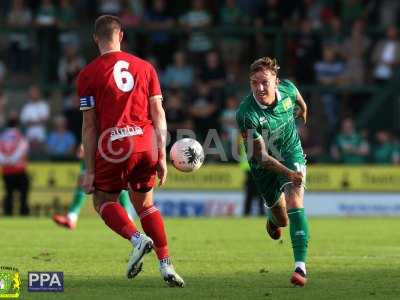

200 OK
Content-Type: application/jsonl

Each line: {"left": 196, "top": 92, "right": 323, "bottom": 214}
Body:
{"left": 236, "top": 57, "right": 309, "bottom": 287}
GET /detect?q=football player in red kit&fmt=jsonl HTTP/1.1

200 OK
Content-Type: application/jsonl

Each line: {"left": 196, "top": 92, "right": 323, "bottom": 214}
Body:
{"left": 77, "top": 15, "right": 184, "bottom": 287}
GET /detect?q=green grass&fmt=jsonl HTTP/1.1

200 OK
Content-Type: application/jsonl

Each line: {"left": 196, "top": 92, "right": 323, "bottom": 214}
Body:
{"left": 1, "top": 217, "right": 400, "bottom": 299}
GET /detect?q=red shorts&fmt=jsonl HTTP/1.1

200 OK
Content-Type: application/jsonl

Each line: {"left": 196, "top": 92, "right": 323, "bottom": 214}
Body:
{"left": 94, "top": 138, "right": 158, "bottom": 193}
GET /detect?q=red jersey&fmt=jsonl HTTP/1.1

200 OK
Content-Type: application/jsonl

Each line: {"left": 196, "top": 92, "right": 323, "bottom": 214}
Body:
{"left": 77, "top": 51, "right": 162, "bottom": 153}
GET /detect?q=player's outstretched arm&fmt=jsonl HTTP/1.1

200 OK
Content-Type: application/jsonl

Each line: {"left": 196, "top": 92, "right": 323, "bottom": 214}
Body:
{"left": 296, "top": 90, "right": 308, "bottom": 124}
{"left": 252, "top": 136, "right": 303, "bottom": 187}
{"left": 150, "top": 98, "right": 167, "bottom": 186}
{"left": 82, "top": 109, "right": 97, "bottom": 193}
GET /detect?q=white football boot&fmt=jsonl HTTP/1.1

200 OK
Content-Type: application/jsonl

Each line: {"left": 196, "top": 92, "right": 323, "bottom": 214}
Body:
{"left": 126, "top": 234, "right": 153, "bottom": 279}
{"left": 160, "top": 261, "right": 185, "bottom": 287}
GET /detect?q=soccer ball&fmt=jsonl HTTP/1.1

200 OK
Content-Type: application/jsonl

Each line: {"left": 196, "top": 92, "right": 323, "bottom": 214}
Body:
{"left": 170, "top": 138, "right": 204, "bottom": 172}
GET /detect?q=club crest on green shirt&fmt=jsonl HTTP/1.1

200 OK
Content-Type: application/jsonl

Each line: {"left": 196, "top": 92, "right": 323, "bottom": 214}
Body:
{"left": 283, "top": 98, "right": 292, "bottom": 111}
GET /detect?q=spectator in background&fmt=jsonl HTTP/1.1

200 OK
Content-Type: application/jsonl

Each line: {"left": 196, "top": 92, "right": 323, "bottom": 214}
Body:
{"left": 341, "top": 19, "right": 370, "bottom": 85}
{"left": 218, "top": 0, "right": 247, "bottom": 64}
{"left": 200, "top": 50, "right": 226, "bottom": 91}
{"left": 20, "top": 85, "right": 50, "bottom": 155}
{"left": 58, "top": 0, "right": 79, "bottom": 46}
{"left": 180, "top": 0, "right": 213, "bottom": 62}
{"left": 0, "top": 59, "right": 6, "bottom": 86}
{"left": 35, "top": 0, "right": 59, "bottom": 83}
{"left": 47, "top": 115, "right": 77, "bottom": 161}
{"left": 331, "top": 117, "right": 370, "bottom": 164}
{"left": 235, "top": 0, "right": 258, "bottom": 18}
{"left": 372, "top": 131, "right": 400, "bottom": 164}
{"left": 0, "top": 91, "right": 7, "bottom": 129}
{"left": 0, "top": 114, "right": 30, "bottom": 216}
{"left": 289, "top": 19, "right": 320, "bottom": 83}
{"left": 298, "top": 124, "right": 323, "bottom": 163}
{"left": 6, "top": 0, "right": 33, "bottom": 74}
{"left": 253, "top": 0, "right": 284, "bottom": 57}
{"left": 58, "top": 43, "right": 85, "bottom": 106}
{"left": 119, "top": 0, "right": 142, "bottom": 28}
{"left": 63, "top": 93, "right": 82, "bottom": 145}
{"left": 220, "top": 94, "right": 239, "bottom": 161}
{"left": 144, "top": 0, "right": 175, "bottom": 69}
{"left": 314, "top": 46, "right": 345, "bottom": 129}
{"left": 372, "top": 25, "right": 400, "bottom": 84}
{"left": 379, "top": 0, "right": 400, "bottom": 28}
{"left": 165, "top": 89, "right": 187, "bottom": 146}
{"left": 294, "top": 0, "right": 325, "bottom": 29}
{"left": 322, "top": 16, "right": 344, "bottom": 55}
{"left": 255, "top": 0, "right": 283, "bottom": 28}
{"left": 189, "top": 81, "right": 219, "bottom": 143}
{"left": 162, "top": 51, "right": 194, "bottom": 89}
{"left": 98, "top": 0, "right": 122, "bottom": 15}
{"left": 340, "top": 0, "right": 365, "bottom": 27}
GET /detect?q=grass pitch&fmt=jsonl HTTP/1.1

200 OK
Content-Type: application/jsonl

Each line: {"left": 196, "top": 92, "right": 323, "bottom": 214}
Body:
{"left": 1, "top": 217, "right": 400, "bottom": 300}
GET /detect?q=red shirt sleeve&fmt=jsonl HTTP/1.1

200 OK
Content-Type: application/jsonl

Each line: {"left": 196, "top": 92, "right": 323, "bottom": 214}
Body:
{"left": 77, "top": 68, "right": 96, "bottom": 110}
{"left": 148, "top": 65, "right": 162, "bottom": 100}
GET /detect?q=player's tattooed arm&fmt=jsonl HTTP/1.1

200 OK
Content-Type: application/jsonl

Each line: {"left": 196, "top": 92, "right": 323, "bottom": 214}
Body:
{"left": 150, "top": 98, "right": 167, "bottom": 186}
{"left": 251, "top": 136, "right": 303, "bottom": 187}
{"left": 82, "top": 109, "right": 97, "bottom": 193}
{"left": 295, "top": 90, "right": 307, "bottom": 124}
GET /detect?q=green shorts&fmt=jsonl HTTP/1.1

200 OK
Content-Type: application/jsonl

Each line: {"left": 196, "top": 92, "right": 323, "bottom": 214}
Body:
{"left": 251, "top": 157, "right": 306, "bottom": 208}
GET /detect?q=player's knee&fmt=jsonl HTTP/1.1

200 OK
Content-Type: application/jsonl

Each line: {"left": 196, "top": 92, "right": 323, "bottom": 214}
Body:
{"left": 93, "top": 198, "right": 105, "bottom": 214}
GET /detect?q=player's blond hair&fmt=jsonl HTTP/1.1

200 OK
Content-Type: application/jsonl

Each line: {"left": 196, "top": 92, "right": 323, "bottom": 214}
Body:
{"left": 94, "top": 15, "right": 122, "bottom": 41}
{"left": 250, "top": 57, "right": 280, "bottom": 76}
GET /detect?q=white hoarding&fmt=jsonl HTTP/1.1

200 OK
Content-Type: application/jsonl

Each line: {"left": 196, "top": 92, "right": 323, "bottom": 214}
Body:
{"left": 154, "top": 191, "right": 400, "bottom": 217}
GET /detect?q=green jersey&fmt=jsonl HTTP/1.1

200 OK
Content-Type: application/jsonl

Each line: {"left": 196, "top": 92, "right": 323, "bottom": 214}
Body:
{"left": 334, "top": 133, "right": 368, "bottom": 164}
{"left": 235, "top": 79, "right": 306, "bottom": 207}
{"left": 372, "top": 143, "right": 398, "bottom": 164}
{"left": 236, "top": 79, "right": 305, "bottom": 171}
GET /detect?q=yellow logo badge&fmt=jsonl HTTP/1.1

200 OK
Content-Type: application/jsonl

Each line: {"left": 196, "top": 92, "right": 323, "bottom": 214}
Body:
{"left": 283, "top": 98, "right": 292, "bottom": 111}
{"left": 0, "top": 266, "right": 21, "bottom": 298}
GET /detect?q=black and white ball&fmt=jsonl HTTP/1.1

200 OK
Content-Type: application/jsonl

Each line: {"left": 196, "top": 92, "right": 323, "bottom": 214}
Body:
{"left": 170, "top": 138, "right": 204, "bottom": 172}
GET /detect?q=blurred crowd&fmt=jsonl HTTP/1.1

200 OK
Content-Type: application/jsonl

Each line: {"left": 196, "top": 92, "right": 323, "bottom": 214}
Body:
{"left": 0, "top": 0, "right": 399, "bottom": 164}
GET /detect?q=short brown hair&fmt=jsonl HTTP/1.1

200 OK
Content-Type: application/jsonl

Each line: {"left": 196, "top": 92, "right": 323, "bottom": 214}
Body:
{"left": 94, "top": 15, "right": 122, "bottom": 41}
{"left": 250, "top": 57, "right": 280, "bottom": 76}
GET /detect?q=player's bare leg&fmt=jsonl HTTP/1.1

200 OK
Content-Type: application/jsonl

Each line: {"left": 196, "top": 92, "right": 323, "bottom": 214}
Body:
{"left": 266, "top": 194, "right": 288, "bottom": 240}
{"left": 130, "top": 189, "right": 184, "bottom": 288}
{"left": 284, "top": 184, "right": 309, "bottom": 287}
{"left": 93, "top": 190, "right": 153, "bottom": 279}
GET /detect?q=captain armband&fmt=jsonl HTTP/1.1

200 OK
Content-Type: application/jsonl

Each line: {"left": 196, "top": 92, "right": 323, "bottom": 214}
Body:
{"left": 80, "top": 96, "right": 96, "bottom": 111}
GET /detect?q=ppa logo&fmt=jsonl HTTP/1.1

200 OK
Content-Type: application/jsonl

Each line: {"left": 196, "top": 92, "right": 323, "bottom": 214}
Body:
{"left": 28, "top": 272, "right": 64, "bottom": 292}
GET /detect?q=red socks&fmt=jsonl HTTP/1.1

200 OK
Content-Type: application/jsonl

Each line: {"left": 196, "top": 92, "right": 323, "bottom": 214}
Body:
{"left": 99, "top": 202, "right": 169, "bottom": 260}
{"left": 139, "top": 205, "right": 169, "bottom": 260}
{"left": 99, "top": 202, "right": 139, "bottom": 240}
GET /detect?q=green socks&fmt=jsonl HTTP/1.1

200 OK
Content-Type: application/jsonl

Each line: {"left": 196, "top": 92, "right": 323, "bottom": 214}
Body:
{"left": 68, "top": 187, "right": 86, "bottom": 215}
{"left": 118, "top": 190, "right": 132, "bottom": 217}
{"left": 288, "top": 208, "right": 309, "bottom": 262}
